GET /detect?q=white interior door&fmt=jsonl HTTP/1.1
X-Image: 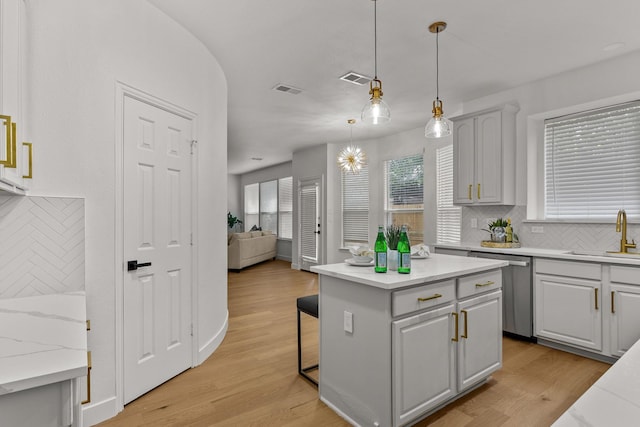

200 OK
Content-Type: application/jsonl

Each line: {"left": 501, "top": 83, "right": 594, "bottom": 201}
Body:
{"left": 123, "top": 96, "right": 193, "bottom": 403}
{"left": 299, "top": 179, "right": 321, "bottom": 271}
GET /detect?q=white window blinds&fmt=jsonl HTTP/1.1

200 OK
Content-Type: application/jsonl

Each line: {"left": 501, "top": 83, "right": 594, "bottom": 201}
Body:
{"left": 342, "top": 164, "right": 369, "bottom": 246}
{"left": 244, "top": 183, "right": 259, "bottom": 229}
{"left": 384, "top": 154, "right": 424, "bottom": 243}
{"left": 436, "top": 145, "right": 461, "bottom": 243}
{"left": 545, "top": 101, "right": 640, "bottom": 219}
{"left": 259, "top": 180, "right": 278, "bottom": 233}
{"left": 278, "top": 177, "right": 293, "bottom": 239}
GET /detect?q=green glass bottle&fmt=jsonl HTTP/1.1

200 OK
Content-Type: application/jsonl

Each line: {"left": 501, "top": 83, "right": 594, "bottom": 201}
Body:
{"left": 374, "top": 225, "right": 387, "bottom": 273}
{"left": 397, "top": 225, "right": 411, "bottom": 274}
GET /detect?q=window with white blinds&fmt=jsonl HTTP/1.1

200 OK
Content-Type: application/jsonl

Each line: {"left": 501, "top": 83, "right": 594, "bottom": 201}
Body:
{"left": 259, "top": 180, "right": 278, "bottom": 234}
{"left": 436, "top": 145, "right": 461, "bottom": 242}
{"left": 545, "top": 101, "right": 640, "bottom": 220}
{"left": 278, "top": 177, "right": 293, "bottom": 239}
{"left": 342, "top": 164, "right": 369, "bottom": 246}
{"left": 384, "top": 154, "right": 424, "bottom": 243}
{"left": 244, "top": 183, "right": 259, "bottom": 229}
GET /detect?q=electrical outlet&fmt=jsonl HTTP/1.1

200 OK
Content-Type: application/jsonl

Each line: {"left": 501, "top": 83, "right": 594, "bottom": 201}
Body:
{"left": 531, "top": 226, "right": 544, "bottom": 234}
{"left": 344, "top": 311, "right": 353, "bottom": 333}
{"left": 471, "top": 218, "right": 478, "bottom": 229}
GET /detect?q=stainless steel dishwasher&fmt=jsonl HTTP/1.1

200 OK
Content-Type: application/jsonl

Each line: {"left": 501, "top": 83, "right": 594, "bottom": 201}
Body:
{"left": 469, "top": 251, "right": 534, "bottom": 340}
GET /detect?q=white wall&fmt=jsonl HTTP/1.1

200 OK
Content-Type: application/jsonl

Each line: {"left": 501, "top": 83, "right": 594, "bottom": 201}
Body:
{"left": 26, "top": 1, "right": 228, "bottom": 424}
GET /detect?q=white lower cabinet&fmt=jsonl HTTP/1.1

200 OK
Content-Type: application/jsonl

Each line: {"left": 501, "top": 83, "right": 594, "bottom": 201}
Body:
{"left": 393, "top": 303, "right": 456, "bottom": 426}
{"left": 535, "top": 259, "right": 640, "bottom": 360}
{"left": 457, "top": 290, "right": 502, "bottom": 391}
{"left": 609, "top": 265, "right": 640, "bottom": 357}
{"left": 535, "top": 272, "right": 602, "bottom": 351}
{"left": 392, "top": 287, "right": 502, "bottom": 426}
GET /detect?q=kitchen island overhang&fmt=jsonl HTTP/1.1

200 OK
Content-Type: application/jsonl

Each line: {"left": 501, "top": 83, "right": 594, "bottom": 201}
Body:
{"left": 312, "top": 254, "right": 508, "bottom": 427}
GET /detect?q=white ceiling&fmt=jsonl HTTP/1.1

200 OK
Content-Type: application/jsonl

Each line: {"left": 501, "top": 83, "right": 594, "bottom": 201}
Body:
{"left": 148, "top": 0, "right": 640, "bottom": 175}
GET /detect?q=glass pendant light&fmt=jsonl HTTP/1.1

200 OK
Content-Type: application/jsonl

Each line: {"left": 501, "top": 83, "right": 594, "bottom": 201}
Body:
{"left": 337, "top": 119, "right": 366, "bottom": 173}
{"left": 361, "top": 0, "right": 390, "bottom": 125}
{"left": 425, "top": 21, "right": 452, "bottom": 138}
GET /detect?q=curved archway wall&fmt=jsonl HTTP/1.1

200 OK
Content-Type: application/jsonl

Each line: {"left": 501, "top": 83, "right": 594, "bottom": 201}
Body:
{"left": 25, "top": 1, "right": 228, "bottom": 424}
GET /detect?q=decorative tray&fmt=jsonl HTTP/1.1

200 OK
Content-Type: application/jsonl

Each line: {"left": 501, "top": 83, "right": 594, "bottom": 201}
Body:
{"left": 480, "top": 241, "right": 521, "bottom": 248}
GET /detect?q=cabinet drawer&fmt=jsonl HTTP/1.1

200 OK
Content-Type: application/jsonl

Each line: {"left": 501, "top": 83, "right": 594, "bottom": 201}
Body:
{"left": 611, "top": 265, "right": 640, "bottom": 285}
{"left": 392, "top": 279, "right": 455, "bottom": 317}
{"left": 535, "top": 258, "right": 600, "bottom": 280}
{"left": 458, "top": 269, "right": 502, "bottom": 299}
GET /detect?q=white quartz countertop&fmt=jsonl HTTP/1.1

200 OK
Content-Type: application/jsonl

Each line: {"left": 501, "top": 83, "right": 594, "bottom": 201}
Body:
{"left": 311, "top": 253, "right": 508, "bottom": 290}
{"left": 553, "top": 338, "right": 640, "bottom": 426}
{"left": 433, "top": 242, "right": 640, "bottom": 266}
{"left": 0, "top": 292, "right": 88, "bottom": 395}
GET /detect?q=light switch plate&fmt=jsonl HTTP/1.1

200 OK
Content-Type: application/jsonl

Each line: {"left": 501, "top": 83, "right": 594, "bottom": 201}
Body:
{"left": 531, "top": 226, "right": 544, "bottom": 233}
{"left": 344, "top": 311, "right": 353, "bottom": 333}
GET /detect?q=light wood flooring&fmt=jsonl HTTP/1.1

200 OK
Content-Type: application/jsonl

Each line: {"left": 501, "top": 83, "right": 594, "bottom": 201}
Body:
{"left": 98, "top": 260, "right": 609, "bottom": 426}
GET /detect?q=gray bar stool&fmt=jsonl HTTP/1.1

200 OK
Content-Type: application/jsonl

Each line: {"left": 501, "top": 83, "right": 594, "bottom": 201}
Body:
{"left": 296, "top": 294, "right": 318, "bottom": 386}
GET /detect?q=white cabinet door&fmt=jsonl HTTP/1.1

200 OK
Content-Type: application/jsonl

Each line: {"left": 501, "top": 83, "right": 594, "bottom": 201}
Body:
{"left": 0, "top": 0, "right": 27, "bottom": 191}
{"left": 457, "top": 289, "right": 502, "bottom": 392}
{"left": 392, "top": 303, "right": 456, "bottom": 427}
{"left": 610, "top": 283, "right": 640, "bottom": 357}
{"left": 535, "top": 274, "right": 602, "bottom": 351}
{"left": 453, "top": 117, "right": 475, "bottom": 205}
{"left": 475, "top": 111, "right": 502, "bottom": 204}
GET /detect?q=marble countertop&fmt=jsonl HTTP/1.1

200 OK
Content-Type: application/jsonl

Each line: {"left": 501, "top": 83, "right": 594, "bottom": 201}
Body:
{"left": 311, "top": 253, "right": 508, "bottom": 290}
{"left": 433, "top": 242, "right": 640, "bottom": 266}
{"left": 0, "top": 292, "right": 88, "bottom": 395}
{"left": 553, "top": 338, "right": 640, "bottom": 426}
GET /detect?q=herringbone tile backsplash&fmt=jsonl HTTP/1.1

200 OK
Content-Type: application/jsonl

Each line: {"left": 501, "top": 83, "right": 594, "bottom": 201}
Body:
{"left": 461, "top": 206, "right": 639, "bottom": 252}
{"left": 0, "top": 195, "right": 84, "bottom": 299}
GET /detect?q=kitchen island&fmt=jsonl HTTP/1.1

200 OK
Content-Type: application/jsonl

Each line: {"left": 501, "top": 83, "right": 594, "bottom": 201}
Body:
{"left": 311, "top": 254, "right": 508, "bottom": 427}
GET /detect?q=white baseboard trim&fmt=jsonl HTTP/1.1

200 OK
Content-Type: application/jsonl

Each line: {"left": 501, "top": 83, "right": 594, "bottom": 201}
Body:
{"left": 291, "top": 263, "right": 300, "bottom": 270}
{"left": 82, "top": 396, "right": 118, "bottom": 427}
{"left": 197, "top": 310, "right": 229, "bottom": 365}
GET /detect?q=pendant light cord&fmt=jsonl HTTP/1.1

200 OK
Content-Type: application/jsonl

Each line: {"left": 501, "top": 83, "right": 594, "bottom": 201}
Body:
{"left": 374, "top": 0, "right": 378, "bottom": 79}
{"left": 435, "top": 26, "right": 440, "bottom": 101}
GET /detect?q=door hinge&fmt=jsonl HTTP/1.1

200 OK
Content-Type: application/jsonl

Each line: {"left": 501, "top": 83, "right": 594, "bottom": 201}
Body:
{"left": 190, "top": 324, "right": 194, "bottom": 337}
{"left": 190, "top": 140, "right": 198, "bottom": 154}
{"left": 190, "top": 233, "right": 193, "bottom": 246}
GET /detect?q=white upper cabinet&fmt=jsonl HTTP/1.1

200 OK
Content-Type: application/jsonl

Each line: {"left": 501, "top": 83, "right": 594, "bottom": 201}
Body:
{"left": 452, "top": 104, "right": 518, "bottom": 205}
{"left": 0, "top": 0, "right": 30, "bottom": 194}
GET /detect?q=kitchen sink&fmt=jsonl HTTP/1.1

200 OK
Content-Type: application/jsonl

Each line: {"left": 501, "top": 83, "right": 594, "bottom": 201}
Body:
{"left": 566, "top": 250, "right": 640, "bottom": 258}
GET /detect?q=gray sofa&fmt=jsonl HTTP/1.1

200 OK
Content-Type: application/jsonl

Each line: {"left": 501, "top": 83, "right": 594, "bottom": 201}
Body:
{"left": 227, "top": 230, "right": 277, "bottom": 270}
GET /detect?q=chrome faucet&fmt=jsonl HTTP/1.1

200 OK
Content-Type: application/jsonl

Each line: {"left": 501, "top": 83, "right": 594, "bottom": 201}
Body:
{"left": 616, "top": 209, "right": 636, "bottom": 253}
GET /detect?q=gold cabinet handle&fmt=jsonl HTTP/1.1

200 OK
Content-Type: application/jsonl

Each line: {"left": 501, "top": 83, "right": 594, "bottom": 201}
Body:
{"left": 477, "top": 183, "right": 481, "bottom": 200}
{"left": 468, "top": 184, "right": 472, "bottom": 200}
{"left": 22, "top": 142, "right": 32, "bottom": 178}
{"left": 595, "top": 288, "right": 599, "bottom": 310}
{"left": 461, "top": 309, "right": 468, "bottom": 339}
{"left": 451, "top": 312, "right": 459, "bottom": 342}
{"left": 417, "top": 293, "right": 442, "bottom": 302}
{"left": 611, "top": 291, "right": 615, "bottom": 314}
{"left": 81, "top": 351, "right": 92, "bottom": 404}
{"left": 0, "top": 116, "right": 17, "bottom": 168}
{"left": 475, "top": 281, "right": 495, "bottom": 288}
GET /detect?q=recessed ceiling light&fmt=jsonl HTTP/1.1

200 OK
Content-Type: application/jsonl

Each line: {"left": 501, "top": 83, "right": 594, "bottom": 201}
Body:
{"left": 251, "top": 157, "right": 263, "bottom": 161}
{"left": 272, "top": 83, "right": 302, "bottom": 95}
{"left": 339, "top": 71, "right": 372, "bottom": 86}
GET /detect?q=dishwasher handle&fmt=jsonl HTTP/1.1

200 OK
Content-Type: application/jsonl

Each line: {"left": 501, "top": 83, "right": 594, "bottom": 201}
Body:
{"left": 508, "top": 260, "right": 529, "bottom": 267}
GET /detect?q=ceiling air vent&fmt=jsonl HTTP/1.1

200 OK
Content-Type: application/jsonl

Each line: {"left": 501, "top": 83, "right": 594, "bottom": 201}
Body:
{"left": 339, "top": 71, "right": 372, "bottom": 86}
{"left": 272, "top": 83, "right": 302, "bottom": 95}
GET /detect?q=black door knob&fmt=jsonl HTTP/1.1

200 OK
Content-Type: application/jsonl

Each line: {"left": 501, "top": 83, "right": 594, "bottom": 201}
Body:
{"left": 127, "top": 260, "right": 152, "bottom": 271}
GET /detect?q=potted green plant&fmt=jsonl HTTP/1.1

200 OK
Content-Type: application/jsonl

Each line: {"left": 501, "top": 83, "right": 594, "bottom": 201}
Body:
{"left": 482, "top": 218, "right": 509, "bottom": 242}
{"left": 385, "top": 224, "right": 401, "bottom": 271}
{"left": 227, "top": 211, "right": 243, "bottom": 232}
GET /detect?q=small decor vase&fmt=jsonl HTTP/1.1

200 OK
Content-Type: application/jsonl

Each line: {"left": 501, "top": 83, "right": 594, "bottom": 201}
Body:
{"left": 388, "top": 249, "right": 398, "bottom": 271}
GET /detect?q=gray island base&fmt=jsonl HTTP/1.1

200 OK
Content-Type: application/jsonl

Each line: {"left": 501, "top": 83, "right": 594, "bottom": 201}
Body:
{"left": 312, "top": 254, "right": 508, "bottom": 427}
